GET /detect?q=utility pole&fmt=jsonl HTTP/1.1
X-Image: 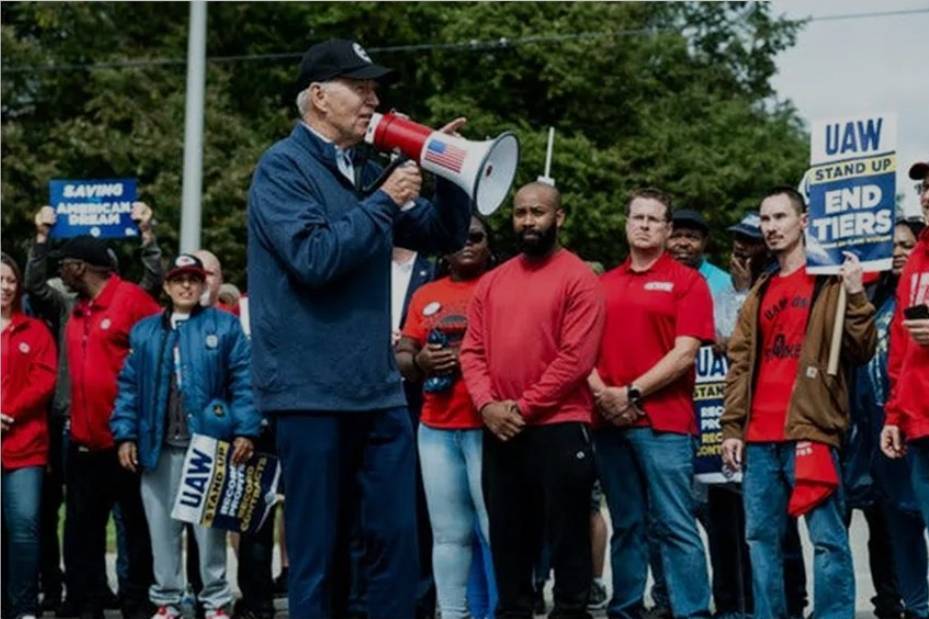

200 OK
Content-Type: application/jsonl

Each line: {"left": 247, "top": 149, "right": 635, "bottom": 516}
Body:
{"left": 179, "top": 0, "right": 207, "bottom": 253}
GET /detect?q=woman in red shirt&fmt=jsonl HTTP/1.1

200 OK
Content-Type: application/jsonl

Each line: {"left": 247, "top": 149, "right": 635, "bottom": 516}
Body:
{"left": 396, "top": 217, "right": 496, "bottom": 619}
{"left": 1, "top": 252, "right": 57, "bottom": 619}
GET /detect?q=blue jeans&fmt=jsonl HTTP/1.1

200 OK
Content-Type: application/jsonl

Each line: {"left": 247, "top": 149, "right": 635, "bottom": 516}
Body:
{"left": 595, "top": 427, "right": 710, "bottom": 618}
{"left": 910, "top": 440, "right": 929, "bottom": 537}
{"left": 743, "top": 443, "right": 854, "bottom": 619}
{"left": 467, "top": 524, "right": 498, "bottom": 619}
{"left": 1, "top": 466, "right": 44, "bottom": 618}
{"left": 418, "top": 425, "right": 495, "bottom": 619}
{"left": 884, "top": 502, "right": 929, "bottom": 617}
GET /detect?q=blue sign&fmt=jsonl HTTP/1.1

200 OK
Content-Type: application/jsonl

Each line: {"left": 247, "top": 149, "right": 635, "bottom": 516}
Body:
{"left": 806, "top": 114, "right": 897, "bottom": 274}
{"left": 693, "top": 346, "right": 740, "bottom": 484}
{"left": 48, "top": 178, "right": 138, "bottom": 239}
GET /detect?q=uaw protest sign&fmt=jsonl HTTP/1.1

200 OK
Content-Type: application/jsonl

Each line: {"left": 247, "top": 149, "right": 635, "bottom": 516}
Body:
{"left": 171, "top": 434, "right": 281, "bottom": 534}
{"left": 48, "top": 178, "right": 138, "bottom": 239}
{"left": 805, "top": 113, "right": 896, "bottom": 274}
{"left": 693, "top": 346, "right": 740, "bottom": 484}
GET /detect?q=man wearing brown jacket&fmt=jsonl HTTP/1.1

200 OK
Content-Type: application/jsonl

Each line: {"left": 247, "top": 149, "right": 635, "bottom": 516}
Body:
{"left": 721, "top": 186, "right": 876, "bottom": 619}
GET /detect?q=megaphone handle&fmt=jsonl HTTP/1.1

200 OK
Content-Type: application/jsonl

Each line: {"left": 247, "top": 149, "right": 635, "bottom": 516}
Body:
{"left": 361, "top": 153, "right": 410, "bottom": 196}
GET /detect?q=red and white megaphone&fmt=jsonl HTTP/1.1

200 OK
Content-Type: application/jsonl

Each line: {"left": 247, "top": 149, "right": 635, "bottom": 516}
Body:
{"left": 364, "top": 113, "right": 520, "bottom": 216}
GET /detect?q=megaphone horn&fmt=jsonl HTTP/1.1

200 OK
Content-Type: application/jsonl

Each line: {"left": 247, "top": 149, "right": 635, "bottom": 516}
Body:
{"left": 364, "top": 113, "right": 520, "bottom": 216}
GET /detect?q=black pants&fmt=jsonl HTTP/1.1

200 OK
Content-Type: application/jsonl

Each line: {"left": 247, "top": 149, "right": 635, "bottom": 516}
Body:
{"left": 845, "top": 503, "right": 903, "bottom": 618}
{"left": 703, "top": 484, "right": 753, "bottom": 615}
{"left": 38, "top": 415, "right": 67, "bottom": 601}
{"left": 483, "top": 423, "right": 596, "bottom": 619}
{"left": 65, "top": 442, "right": 153, "bottom": 613}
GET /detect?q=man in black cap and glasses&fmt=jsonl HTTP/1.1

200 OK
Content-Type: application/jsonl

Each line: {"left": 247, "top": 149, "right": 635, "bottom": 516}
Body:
{"left": 247, "top": 39, "right": 471, "bottom": 619}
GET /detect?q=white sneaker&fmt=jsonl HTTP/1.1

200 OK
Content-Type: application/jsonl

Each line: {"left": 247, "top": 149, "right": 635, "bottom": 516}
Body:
{"left": 151, "top": 606, "right": 182, "bottom": 619}
{"left": 205, "top": 609, "right": 230, "bottom": 619}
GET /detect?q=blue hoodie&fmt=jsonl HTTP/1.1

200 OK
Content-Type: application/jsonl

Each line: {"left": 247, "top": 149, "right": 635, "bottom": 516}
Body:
{"left": 246, "top": 124, "right": 471, "bottom": 413}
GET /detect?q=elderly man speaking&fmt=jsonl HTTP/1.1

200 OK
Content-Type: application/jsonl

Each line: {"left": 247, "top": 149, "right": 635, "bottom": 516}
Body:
{"left": 246, "top": 39, "right": 471, "bottom": 618}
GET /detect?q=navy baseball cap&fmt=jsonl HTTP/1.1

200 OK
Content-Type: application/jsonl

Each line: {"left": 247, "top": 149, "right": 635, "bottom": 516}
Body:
{"left": 672, "top": 209, "right": 709, "bottom": 234}
{"left": 295, "top": 39, "right": 395, "bottom": 92}
{"left": 728, "top": 213, "right": 763, "bottom": 239}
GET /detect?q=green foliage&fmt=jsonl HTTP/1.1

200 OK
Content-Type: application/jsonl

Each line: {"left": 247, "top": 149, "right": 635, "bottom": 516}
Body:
{"left": 2, "top": 1, "right": 808, "bottom": 283}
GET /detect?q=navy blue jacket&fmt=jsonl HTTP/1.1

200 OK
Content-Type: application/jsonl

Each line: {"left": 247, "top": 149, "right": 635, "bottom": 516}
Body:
{"left": 110, "top": 306, "right": 261, "bottom": 471}
{"left": 246, "top": 124, "right": 471, "bottom": 412}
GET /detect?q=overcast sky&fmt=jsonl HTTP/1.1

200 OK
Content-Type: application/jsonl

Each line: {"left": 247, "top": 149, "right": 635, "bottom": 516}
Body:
{"left": 770, "top": 0, "right": 929, "bottom": 217}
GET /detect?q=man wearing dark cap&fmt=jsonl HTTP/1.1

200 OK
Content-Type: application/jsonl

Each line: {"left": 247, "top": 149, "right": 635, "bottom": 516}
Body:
{"left": 668, "top": 209, "right": 733, "bottom": 303}
{"left": 247, "top": 39, "right": 471, "bottom": 619}
{"left": 24, "top": 202, "right": 164, "bottom": 614}
{"left": 56, "top": 235, "right": 162, "bottom": 619}
{"left": 111, "top": 254, "right": 260, "bottom": 619}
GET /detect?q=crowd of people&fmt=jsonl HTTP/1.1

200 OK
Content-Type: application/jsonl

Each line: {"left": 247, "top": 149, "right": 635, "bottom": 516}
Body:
{"left": 2, "top": 37, "right": 929, "bottom": 619}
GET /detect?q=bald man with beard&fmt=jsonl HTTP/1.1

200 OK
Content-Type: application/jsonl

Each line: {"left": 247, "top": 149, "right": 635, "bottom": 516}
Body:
{"left": 460, "top": 183, "right": 605, "bottom": 618}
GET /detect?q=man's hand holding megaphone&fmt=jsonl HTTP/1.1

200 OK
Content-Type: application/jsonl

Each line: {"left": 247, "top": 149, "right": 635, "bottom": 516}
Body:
{"left": 378, "top": 116, "right": 468, "bottom": 207}
{"left": 364, "top": 113, "right": 518, "bottom": 215}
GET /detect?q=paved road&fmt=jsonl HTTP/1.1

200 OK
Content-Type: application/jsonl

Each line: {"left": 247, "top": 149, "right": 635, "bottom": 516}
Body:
{"left": 44, "top": 509, "right": 890, "bottom": 618}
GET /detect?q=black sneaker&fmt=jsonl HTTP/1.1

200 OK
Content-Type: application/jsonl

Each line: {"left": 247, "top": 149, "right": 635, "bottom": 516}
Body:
{"left": 273, "top": 567, "right": 288, "bottom": 597}
{"left": 587, "top": 580, "right": 608, "bottom": 611}
{"left": 55, "top": 598, "right": 81, "bottom": 618}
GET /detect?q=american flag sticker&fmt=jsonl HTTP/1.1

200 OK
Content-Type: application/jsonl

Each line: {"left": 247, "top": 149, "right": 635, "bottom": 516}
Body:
{"left": 423, "top": 138, "right": 467, "bottom": 173}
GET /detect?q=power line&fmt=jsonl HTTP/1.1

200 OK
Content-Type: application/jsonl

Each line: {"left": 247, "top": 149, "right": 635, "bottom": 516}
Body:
{"left": 2, "top": 8, "right": 927, "bottom": 75}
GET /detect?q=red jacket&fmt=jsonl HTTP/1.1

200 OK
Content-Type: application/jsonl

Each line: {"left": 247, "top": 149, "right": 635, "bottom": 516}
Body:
{"left": 886, "top": 228, "right": 929, "bottom": 440}
{"left": 66, "top": 276, "right": 160, "bottom": 450}
{"left": 1, "top": 313, "right": 57, "bottom": 469}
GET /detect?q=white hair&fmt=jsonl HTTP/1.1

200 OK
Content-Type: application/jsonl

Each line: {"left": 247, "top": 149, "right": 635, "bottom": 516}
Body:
{"left": 296, "top": 81, "right": 335, "bottom": 117}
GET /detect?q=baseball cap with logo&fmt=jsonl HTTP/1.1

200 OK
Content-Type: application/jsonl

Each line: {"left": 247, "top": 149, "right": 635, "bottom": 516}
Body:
{"left": 727, "top": 213, "right": 763, "bottom": 240}
{"left": 165, "top": 254, "right": 207, "bottom": 281}
{"left": 295, "top": 39, "right": 395, "bottom": 92}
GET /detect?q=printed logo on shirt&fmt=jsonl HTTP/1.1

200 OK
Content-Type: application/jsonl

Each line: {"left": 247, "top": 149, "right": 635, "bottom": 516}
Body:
{"left": 205, "top": 334, "right": 219, "bottom": 349}
{"left": 100, "top": 318, "right": 112, "bottom": 331}
{"left": 764, "top": 333, "right": 803, "bottom": 362}
{"left": 908, "top": 272, "right": 929, "bottom": 306}
{"left": 763, "top": 295, "right": 810, "bottom": 322}
{"left": 18, "top": 342, "right": 30, "bottom": 354}
{"left": 423, "top": 302, "right": 441, "bottom": 317}
{"left": 644, "top": 281, "right": 674, "bottom": 292}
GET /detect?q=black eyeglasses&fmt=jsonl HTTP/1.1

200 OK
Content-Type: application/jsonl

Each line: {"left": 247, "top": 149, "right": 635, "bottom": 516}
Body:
{"left": 466, "top": 231, "right": 486, "bottom": 244}
{"left": 915, "top": 182, "right": 929, "bottom": 195}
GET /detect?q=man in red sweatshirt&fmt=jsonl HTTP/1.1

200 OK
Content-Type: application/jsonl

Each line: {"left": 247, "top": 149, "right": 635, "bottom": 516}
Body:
{"left": 57, "top": 235, "right": 161, "bottom": 619}
{"left": 882, "top": 159, "right": 929, "bottom": 527}
{"left": 460, "top": 182, "right": 605, "bottom": 618}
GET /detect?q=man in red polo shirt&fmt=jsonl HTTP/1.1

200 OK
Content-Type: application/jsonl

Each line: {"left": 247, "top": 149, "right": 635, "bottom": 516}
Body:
{"left": 460, "top": 182, "right": 604, "bottom": 618}
{"left": 589, "top": 188, "right": 713, "bottom": 619}
{"left": 57, "top": 235, "right": 161, "bottom": 619}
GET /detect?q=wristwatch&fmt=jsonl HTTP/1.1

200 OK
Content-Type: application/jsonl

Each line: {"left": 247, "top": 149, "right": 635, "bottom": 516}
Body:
{"left": 627, "top": 384, "right": 642, "bottom": 406}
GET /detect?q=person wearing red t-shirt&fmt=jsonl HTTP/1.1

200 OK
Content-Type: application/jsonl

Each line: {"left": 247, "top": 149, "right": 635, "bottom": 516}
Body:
{"left": 460, "top": 183, "right": 604, "bottom": 618}
{"left": 396, "top": 216, "right": 496, "bottom": 619}
{"left": 56, "top": 235, "right": 161, "bottom": 619}
{"left": 882, "top": 159, "right": 929, "bottom": 532}
{"left": 589, "top": 188, "right": 713, "bottom": 619}
{"left": 1, "top": 253, "right": 57, "bottom": 619}
{"left": 721, "top": 187, "right": 876, "bottom": 619}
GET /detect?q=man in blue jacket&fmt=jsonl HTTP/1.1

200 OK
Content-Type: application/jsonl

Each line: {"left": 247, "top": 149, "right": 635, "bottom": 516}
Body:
{"left": 111, "top": 254, "right": 261, "bottom": 619}
{"left": 246, "top": 39, "right": 471, "bottom": 619}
